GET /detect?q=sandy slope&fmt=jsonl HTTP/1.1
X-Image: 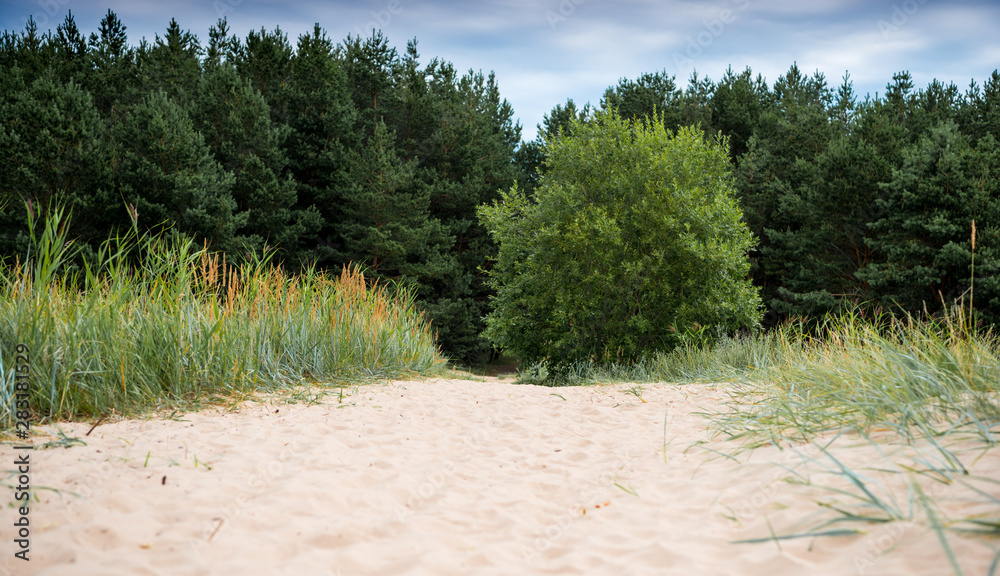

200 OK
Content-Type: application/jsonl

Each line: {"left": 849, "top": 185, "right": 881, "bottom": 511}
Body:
{"left": 4, "top": 377, "right": 998, "bottom": 575}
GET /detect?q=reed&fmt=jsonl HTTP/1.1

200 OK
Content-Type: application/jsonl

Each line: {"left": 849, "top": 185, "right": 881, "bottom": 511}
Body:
{"left": 0, "top": 207, "right": 446, "bottom": 427}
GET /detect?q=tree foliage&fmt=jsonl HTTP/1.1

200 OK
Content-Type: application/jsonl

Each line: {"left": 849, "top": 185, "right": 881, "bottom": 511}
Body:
{"left": 190, "top": 61, "right": 320, "bottom": 259}
{"left": 858, "top": 122, "right": 1000, "bottom": 320}
{"left": 113, "top": 90, "right": 240, "bottom": 248}
{"left": 479, "top": 110, "right": 762, "bottom": 368}
{"left": 0, "top": 71, "right": 112, "bottom": 254}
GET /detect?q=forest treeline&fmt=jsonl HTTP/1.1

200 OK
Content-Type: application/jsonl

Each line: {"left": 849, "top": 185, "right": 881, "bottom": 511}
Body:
{"left": 527, "top": 66, "right": 1000, "bottom": 330}
{"left": 2, "top": 10, "right": 999, "bottom": 365}
{"left": 0, "top": 11, "right": 524, "bottom": 365}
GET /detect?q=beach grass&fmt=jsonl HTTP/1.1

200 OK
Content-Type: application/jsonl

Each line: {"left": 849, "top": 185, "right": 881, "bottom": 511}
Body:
{"left": 516, "top": 308, "right": 1000, "bottom": 445}
{"left": 700, "top": 312, "right": 1000, "bottom": 574}
{"left": 710, "top": 310, "right": 998, "bottom": 448}
{"left": 512, "top": 307, "right": 1000, "bottom": 573}
{"left": 0, "top": 206, "right": 447, "bottom": 429}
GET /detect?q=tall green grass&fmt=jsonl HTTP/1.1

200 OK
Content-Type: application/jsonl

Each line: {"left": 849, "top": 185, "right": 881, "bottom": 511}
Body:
{"left": 0, "top": 207, "right": 446, "bottom": 428}
{"left": 704, "top": 311, "right": 1000, "bottom": 447}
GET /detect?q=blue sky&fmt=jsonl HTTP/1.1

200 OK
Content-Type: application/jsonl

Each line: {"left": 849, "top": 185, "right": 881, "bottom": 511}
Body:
{"left": 2, "top": 0, "right": 998, "bottom": 141}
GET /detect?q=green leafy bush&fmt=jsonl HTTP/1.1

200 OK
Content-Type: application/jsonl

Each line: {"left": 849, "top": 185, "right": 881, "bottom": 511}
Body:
{"left": 478, "top": 110, "right": 762, "bottom": 369}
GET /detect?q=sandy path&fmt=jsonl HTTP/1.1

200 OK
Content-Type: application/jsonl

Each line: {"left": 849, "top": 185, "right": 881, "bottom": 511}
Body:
{"left": 3, "top": 377, "right": 997, "bottom": 575}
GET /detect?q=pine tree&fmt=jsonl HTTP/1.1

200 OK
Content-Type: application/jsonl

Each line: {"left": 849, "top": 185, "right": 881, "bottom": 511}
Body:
{"left": 733, "top": 64, "right": 834, "bottom": 310}
{"left": 601, "top": 70, "right": 684, "bottom": 130}
{"left": 52, "top": 11, "right": 89, "bottom": 83}
{"left": 539, "top": 98, "right": 591, "bottom": 140}
{"left": 858, "top": 121, "right": 1000, "bottom": 317}
{"left": 710, "top": 66, "right": 769, "bottom": 161}
{"left": 512, "top": 139, "right": 545, "bottom": 193}
{"left": 830, "top": 72, "right": 856, "bottom": 135}
{"left": 0, "top": 24, "right": 31, "bottom": 114}
{"left": 83, "top": 10, "right": 141, "bottom": 116}
{"left": 763, "top": 74, "right": 881, "bottom": 316}
{"left": 336, "top": 36, "right": 523, "bottom": 363}
{"left": 676, "top": 71, "right": 715, "bottom": 131}
{"left": 204, "top": 18, "right": 236, "bottom": 68}
{"left": 909, "top": 79, "right": 960, "bottom": 138}
{"left": 420, "top": 67, "right": 521, "bottom": 363}
{"left": 284, "top": 23, "right": 357, "bottom": 268}
{"left": 0, "top": 72, "right": 112, "bottom": 255}
{"left": 339, "top": 118, "right": 437, "bottom": 278}
{"left": 510, "top": 99, "right": 592, "bottom": 199}
{"left": 340, "top": 30, "right": 401, "bottom": 132}
{"left": 189, "top": 62, "right": 320, "bottom": 262}
{"left": 7, "top": 18, "right": 48, "bottom": 78}
{"left": 230, "top": 26, "right": 293, "bottom": 124}
{"left": 957, "top": 70, "right": 1000, "bottom": 144}
{"left": 113, "top": 90, "right": 241, "bottom": 249}
{"left": 143, "top": 18, "right": 202, "bottom": 105}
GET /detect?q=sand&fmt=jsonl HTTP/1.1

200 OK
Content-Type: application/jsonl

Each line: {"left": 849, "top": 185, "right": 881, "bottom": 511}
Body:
{"left": 4, "top": 377, "right": 998, "bottom": 575}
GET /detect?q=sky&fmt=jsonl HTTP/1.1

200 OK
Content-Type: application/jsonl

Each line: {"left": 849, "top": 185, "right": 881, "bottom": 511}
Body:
{"left": 2, "top": 0, "right": 999, "bottom": 142}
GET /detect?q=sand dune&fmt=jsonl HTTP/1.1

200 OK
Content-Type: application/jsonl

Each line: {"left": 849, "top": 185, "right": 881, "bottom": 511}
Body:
{"left": 6, "top": 377, "right": 998, "bottom": 575}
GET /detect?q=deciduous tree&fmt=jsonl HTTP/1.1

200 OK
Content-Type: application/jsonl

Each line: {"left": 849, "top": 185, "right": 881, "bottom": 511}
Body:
{"left": 479, "top": 110, "right": 761, "bottom": 369}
